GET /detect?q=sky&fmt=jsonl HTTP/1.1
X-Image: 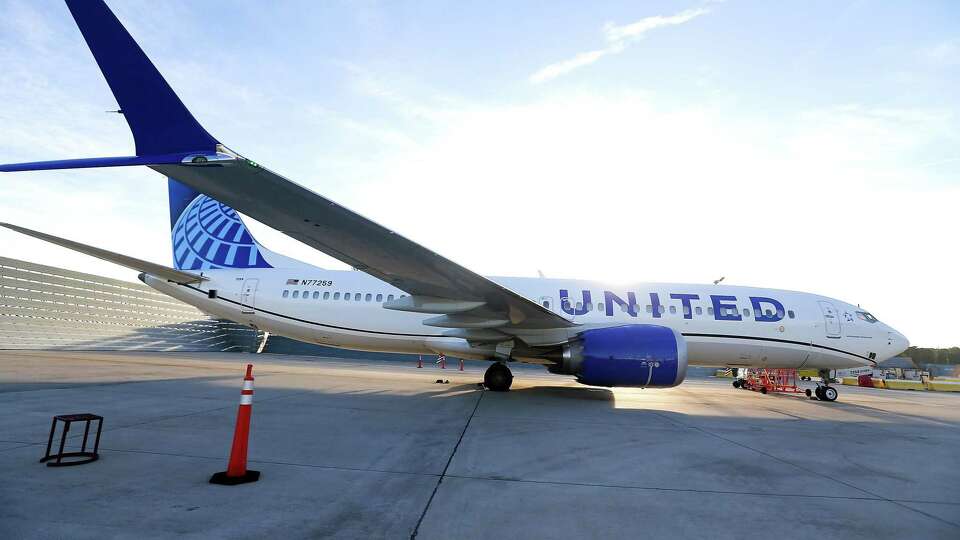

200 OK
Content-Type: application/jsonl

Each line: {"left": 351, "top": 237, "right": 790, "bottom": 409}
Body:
{"left": 0, "top": 0, "right": 957, "bottom": 347}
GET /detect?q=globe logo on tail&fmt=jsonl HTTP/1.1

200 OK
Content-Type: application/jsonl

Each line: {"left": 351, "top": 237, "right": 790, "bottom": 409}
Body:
{"left": 172, "top": 194, "right": 272, "bottom": 270}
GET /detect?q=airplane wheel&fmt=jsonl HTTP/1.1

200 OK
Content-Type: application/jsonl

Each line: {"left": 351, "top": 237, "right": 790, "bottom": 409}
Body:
{"left": 805, "top": 389, "right": 812, "bottom": 398}
{"left": 760, "top": 386, "right": 767, "bottom": 394}
{"left": 821, "top": 386, "right": 838, "bottom": 402}
{"left": 814, "top": 386, "right": 825, "bottom": 400}
{"left": 484, "top": 362, "right": 513, "bottom": 392}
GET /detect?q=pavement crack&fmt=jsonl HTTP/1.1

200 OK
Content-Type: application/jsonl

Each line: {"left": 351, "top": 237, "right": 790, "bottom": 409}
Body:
{"left": 410, "top": 386, "right": 484, "bottom": 539}
{"left": 441, "top": 473, "right": 960, "bottom": 505}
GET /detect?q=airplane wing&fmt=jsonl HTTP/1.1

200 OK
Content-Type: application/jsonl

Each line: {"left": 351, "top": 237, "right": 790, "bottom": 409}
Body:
{"left": 152, "top": 158, "right": 575, "bottom": 333}
{"left": 0, "top": 0, "right": 575, "bottom": 341}
{"left": 0, "top": 223, "right": 204, "bottom": 284}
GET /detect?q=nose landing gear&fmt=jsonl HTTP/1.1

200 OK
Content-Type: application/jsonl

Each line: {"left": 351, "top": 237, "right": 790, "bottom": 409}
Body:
{"left": 483, "top": 362, "right": 513, "bottom": 392}
{"left": 804, "top": 369, "right": 839, "bottom": 402}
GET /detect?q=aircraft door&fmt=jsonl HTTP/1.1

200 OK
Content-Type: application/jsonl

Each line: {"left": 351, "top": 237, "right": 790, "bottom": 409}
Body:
{"left": 818, "top": 301, "right": 841, "bottom": 338}
{"left": 240, "top": 278, "right": 259, "bottom": 314}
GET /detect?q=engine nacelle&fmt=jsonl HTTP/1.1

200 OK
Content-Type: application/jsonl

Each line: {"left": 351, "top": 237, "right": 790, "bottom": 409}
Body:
{"left": 550, "top": 324, "right": 688, "bottom": 388}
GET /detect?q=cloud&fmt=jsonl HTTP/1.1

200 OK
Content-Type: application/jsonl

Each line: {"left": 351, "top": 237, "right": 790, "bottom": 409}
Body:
{"left": 603, "top": 8, "right": 710, "bottom": 42}
{"left": 529, "top": 7, "right": 711, "bottom": 84}
{"left": 921, "top": 38, "right": 960, "bottom": 67}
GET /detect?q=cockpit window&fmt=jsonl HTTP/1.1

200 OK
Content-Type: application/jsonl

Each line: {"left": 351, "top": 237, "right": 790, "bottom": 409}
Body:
{"left": 856, "top": 311, "right": 878, "bottom": 323}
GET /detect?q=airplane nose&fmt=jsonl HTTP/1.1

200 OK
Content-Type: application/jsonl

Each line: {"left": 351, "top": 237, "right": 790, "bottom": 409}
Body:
{"left": 889, "top": 329, "right": 910, "bottom": 355}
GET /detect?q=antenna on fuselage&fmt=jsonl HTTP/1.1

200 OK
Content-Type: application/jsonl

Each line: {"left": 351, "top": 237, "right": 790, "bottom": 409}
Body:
{"left": 713, "top": 276, "right": 725, "bottom": 285}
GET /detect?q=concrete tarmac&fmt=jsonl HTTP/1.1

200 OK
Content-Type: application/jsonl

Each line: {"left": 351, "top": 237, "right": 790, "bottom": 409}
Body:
{"left": 0, "top": 351, "right": 957, "bottom": 539}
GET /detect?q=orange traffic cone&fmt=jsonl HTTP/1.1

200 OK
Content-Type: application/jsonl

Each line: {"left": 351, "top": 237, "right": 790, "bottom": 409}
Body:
{"left": 210, "top": 364, "right": 260, "bottom": 485}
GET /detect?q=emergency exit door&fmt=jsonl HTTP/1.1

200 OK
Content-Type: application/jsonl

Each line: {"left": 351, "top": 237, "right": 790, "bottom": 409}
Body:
{"left": 240, "top": 279, "right": 259, "bottom": 314}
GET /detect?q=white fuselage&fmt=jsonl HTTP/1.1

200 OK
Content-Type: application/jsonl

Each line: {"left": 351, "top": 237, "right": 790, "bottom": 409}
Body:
{"left": 142, "top": 266, "right": 908, "bottom": 372}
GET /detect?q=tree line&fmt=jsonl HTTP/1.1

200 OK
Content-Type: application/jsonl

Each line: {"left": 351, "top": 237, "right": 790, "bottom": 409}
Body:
{"left": 904, "top": 346, "right": 960, "bottom": 365}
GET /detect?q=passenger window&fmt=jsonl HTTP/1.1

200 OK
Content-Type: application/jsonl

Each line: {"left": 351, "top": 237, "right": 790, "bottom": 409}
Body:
{"left": 575, "top": 302, "right": 583, "bottom": 311}
{"left": 743, "top": 308, "right": 750, "bottom": 317}
{"left": 377, "top": 294, "right": 383, "bottom": 302}
{"left": 292, "top": 290, "right": 299, "bottom": 299}
{"left": 365, "top": 293, "right": 372, "bottom": 302}
{"left": 776, "top": 308, "right": 785, "bottom": 318}
{"left": 695, "top": 306, "right": 702, "bottom": 315}
{"left": 658, "top": 305, "right": 665, "bottom": 315}
{"left": 707, "top": 307, "right": 714, "bottom": 315}
{"left": 765, "top": 309, "right": 773, "bottom": 317}
{"left": 598, "top": 302, "right": 605, "bottom": 312}
{"left": 669, "top": 305, "right": 677, "bottom": 315}
{"left": 542, "top": 300, "right": 550, "bottom": 308}
{"left": 788, "top": 310, "right": 795, "bottom": 319}
{"left": 323, "top": 292, "right": 330, "bottom": 300}
{"left": 303, "top": 291, "right": 309, "bottom": 300}
{"left": 683, "top": 305, "right": 691, "bottom": 316}
{"left": 313, "top": 291, "right": 319, "bottom": 300}
{"left": 333, "top": 292, "right": 340, "bottom": 300}
{"left": 646, "top": 305, "right": 653, "bottom": 314}
{"left": 282, "top": 290, "right": 289, "bottom": 298}
{"left": 585, "top": 302, "right": 594, "bottom": 311}
{"left": 387, "top": 294, "right": 394, "bottom": 301}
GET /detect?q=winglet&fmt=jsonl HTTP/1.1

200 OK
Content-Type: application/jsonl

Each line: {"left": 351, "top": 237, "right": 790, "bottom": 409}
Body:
{"left": 0, "top": 222, "right": 205, "bottom": 284}
{"left": 64, "top": 0, "right": 218, "bottom": 156}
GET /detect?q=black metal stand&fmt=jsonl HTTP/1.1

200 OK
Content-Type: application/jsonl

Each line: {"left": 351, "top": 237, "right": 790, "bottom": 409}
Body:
{"left": 39, "top": 414, "right": 103, "bottom": 467}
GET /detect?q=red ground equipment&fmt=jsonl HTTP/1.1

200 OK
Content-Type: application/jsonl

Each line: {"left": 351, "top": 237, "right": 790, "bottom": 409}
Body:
{"left": 736, "top": 368, "right": 804, "bottom": 395}
{"left": 210, "top": 364, "right": 260, "bottom": 485}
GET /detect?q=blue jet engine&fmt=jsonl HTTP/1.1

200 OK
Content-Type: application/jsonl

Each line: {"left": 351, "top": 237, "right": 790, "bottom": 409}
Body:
{"left": 550, "top": 324, "right": 688, "bottom": 387}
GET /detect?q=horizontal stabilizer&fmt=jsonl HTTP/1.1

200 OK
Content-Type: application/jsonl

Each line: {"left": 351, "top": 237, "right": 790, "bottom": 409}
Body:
{"left": 1, "top": 223, "right": 204, "bottom": 284}
{"left": 0, "top": 154, "right": 191, "bottom": 173}
{"left": 65, "top": 0, "right": 218, "bottom": 155}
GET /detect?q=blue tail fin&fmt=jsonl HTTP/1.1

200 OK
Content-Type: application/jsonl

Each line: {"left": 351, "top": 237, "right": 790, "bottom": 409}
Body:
{"left": 168, "top": 178, "right": 273, "bottom": 270}
{"left": 65, "top": 0, "right": 218, "bottom": 156}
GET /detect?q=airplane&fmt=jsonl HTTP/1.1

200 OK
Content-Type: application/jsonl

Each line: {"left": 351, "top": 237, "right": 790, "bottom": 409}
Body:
{"left": 0, "top": 0, "right": 909, "bottom": 402}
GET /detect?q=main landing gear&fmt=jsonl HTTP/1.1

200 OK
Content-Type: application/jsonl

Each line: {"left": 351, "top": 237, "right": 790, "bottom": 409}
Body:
{"left": 804, "top": 369, "right": 839, "bottom": 402}
{"left": 484, "top": 362, "right": 513, "bottom": 392}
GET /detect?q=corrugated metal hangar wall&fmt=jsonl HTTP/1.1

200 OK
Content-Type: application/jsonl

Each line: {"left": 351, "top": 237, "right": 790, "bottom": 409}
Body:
{"left": 0, "top": 256, "right": 259, "bottom": 352}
